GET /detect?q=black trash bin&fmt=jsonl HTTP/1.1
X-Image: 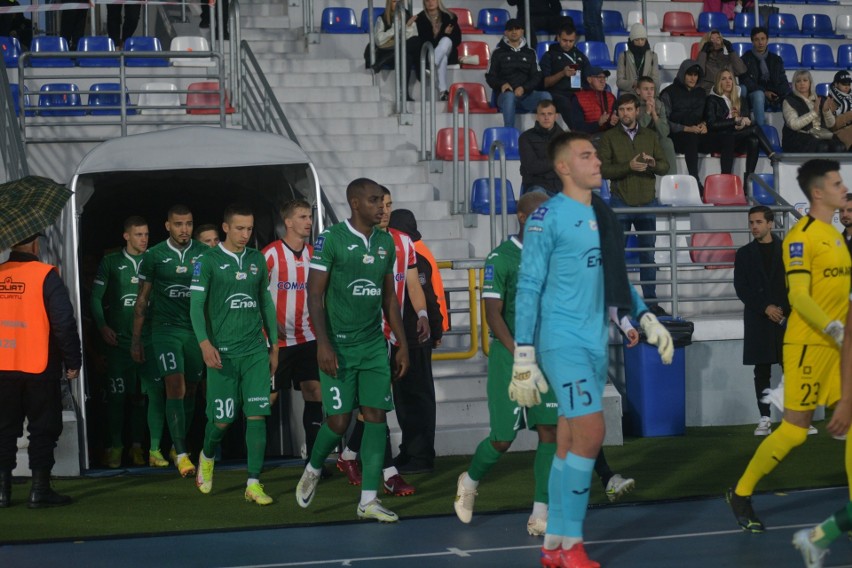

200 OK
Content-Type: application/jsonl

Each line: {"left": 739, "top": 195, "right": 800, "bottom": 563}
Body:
{"left": 624, "top": 316, "right": 694, "bottom": 437}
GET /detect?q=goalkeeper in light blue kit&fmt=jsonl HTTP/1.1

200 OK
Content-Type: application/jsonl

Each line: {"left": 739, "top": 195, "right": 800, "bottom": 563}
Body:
{"left": 512, "top": 131, "right": 674, "bottom": 568}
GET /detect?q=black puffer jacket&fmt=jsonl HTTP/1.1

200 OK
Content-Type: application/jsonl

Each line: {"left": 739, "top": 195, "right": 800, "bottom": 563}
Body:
{"left": 704, "top": 93, "right": 752, "bottom": 132}
{"left": 485, "top": 37, "right": 542, "bottom": 94}
{"left": 519, "top": 121, "right": 564, "bottom": 194}
{"left": 660, "top": 59, "right": 707, "bottom": 133}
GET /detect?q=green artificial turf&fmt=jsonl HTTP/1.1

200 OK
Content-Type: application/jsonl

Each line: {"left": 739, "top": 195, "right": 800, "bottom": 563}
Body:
{"left": 1, "top": 424, "right": 847, "bottom": 544}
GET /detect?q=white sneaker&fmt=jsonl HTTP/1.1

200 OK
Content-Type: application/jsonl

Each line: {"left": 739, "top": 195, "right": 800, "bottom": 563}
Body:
{"left": 527, "top": 515, "right": 547, "bottom": 536}
{"left": 832, "top": 433, "right": 847, "bottom": 441}
{"left": 792, "top": 528, "right": 828, "bottom": 568}
{"left": 761, "top": 382, "right": 784, "bottom": 413}
{"left": 808, "top": 425, "right": 818, "bottom": 436}
{"left": 453, "top": 473, "right": 477, "bottom": 524}
{"left": 295, "top": 468, "right": 319, "bottom": 508}
{"left": 605, "top": 473, "right": 635, "bottom": 503}
{"left": 357, "top": 498, "right": 398, "bottom": 522}
{"left": 754, "top": 416, "right": 772, "bottom": 436}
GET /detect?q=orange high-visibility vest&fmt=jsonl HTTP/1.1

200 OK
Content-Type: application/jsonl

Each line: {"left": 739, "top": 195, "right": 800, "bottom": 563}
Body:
{"left": 0, "top": 261, "right": 54, "bottom": 374}
{"left": 413, "top": 241, "right": 449, "bottom": 332}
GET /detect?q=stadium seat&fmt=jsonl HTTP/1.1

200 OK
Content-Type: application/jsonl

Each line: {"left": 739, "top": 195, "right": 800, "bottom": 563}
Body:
{"left": 38, "top": 83, "right": 84, "bottom": 116}
{"left": 602, "top": 10, "right": 628, "bottom": 35}
{"left": 320, "top": 7, "right": 360, "bottom": 33}
{"left": 449, "top": 8, "right": 481, "bottom": 34}
{"left": 627, "top": 11, "right": 659, "bottom": 31}
{"left": 661, "top": 12, "right": 702, "bottom": 36}
{"left": 29, "top": 36, "right": 73, "bottom": 68}
{"left": 733, "top": 12, "right": 758, "bottom": 36}
{"left": 536, "top": 41, "right": 556, "bottom": 61}
{"left": 9, "top": 83, "right": 34, "bottom": 116}
{"left": 624, "top": 233, "right": 639, "bottom": 268}
{"left": 816, "top": 82, "right": 831, "bottom": 97}
{"left": 577, "top": 41, "right": 614, "bottom": 69}
{"left": 801, "top": 43, "right": 838, "bottom": 70}
{"left": 613, "top": 42, "right": 628, "bottom": 65}
{"left": 598, "top": 178, "right": 611, "bottom": 204}
{"left": 732, "top": 42, "right": 751, "bottom": 58}
{"left": 471, "top": 178, "right": 518, "bottom": 214}
{"left": 767, "top": 13, "right": 808, "bottom": 38}
{"left": 704, "top": 174, "right": 747, "bottom": 205}
{"left": 751, "top": 173, "right": 776, "bottom": 205}
{"left": 1, "top": 36, "right": 22, "bottom": 68}
{"left": 137, "top": 82, "right": 182, "bottom": 115}
{"left": 690, "top": 232, "right": 736, "bottom": 268}
{"left": 802, "top": 14, "right": 843, "bottom": 38}
{"left": 481, "top": 126, "right": 521, "bottom": 159}
{"left": 186, "top": 81, "right": 235, "bottom": 114}
{"left": 690, "top": 42, "right": 700, "bottom": 60}
{"left": 447, "top": 83, "right": 497, "bottom": 114}
{"left": 124, "top": 36, "right": 169, "bottom": 67}
{"left": 457, "top": 41, "right": 490, "bottom": 69}
{"left": 761, "top": 125, "right": 782, "bottom": 155}
{"left": 435, "top": 127, "right": 487, "bottom": 161}
{"left": 477, "top": 9, "right": 510, "bottom": 34}
{"left": 169, "top": 36, "right": 214, "bottom": 67}
{"left": 360, "top": 7, "right": 385, "bottom": 33}
{"left": 561, "top": 10, "right": 584, "bottom": 35}
{"left": 659, "top": 175, "right": 705, "bottom": 206}
{"left": 697, "top": 12, "right": 729, "bottom": 33}
{"left": 837, "top": 15, "right": 852, "bottom": 38}
{"left": 87, "top": 83, "right": 136, "bottom": 116}
{"left": 768, "top": 42, "right": 800, "bottom": 69}
{"left": 77, "top": 36, "right": 118, "bottom": 67}
{"left": 837, "top": 44, "right": 852, "bottom": 69}
{"left": 654, "top": 42, "right": 688, "bottom": 69}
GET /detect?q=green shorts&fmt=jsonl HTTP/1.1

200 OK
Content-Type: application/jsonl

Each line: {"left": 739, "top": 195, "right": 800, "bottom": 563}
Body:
{"left": 105, "top": 345, "right": 140, "bottom": 399}
{"left": 206, "top": 351, "right": 272, "bottom": 423}
{"left": 487, "top": 340, "right": 557, "bottom": 442}
{"left": 321, "top": 335, "right": 392, "bottom": 416}
{"left": 151, "top": 327, "right": 204, "bottom": 382}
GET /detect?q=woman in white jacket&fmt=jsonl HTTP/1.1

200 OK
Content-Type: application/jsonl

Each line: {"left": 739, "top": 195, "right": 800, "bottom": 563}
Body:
{"left": 781, "top": 69, "right": 845, "bottom": 153}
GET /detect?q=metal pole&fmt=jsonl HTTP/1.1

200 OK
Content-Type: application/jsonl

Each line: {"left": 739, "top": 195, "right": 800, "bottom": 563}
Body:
{"left": 182, "top": 0, "right": 187, "bottom": 23}
{"left": 119, "top": 58, "right": 127, "bottom": 137}
{"left": 668, "top": 210, "right": 678, "bottom": 316}
{"left": 487, "top": 141, "right": 506, "bottom": 250}
{"left": 641, "top": 0, "right": 647, "bottom": 32}
{"left": 419, "top": 42, "right": 435, "bottom": 161}
{"left": 523, "top": 0, "right": 531, "bottom": 47}
{"left": 143, "top": 0, "right": 149, "bottom": 36}
{"left": 367, "top": 0, "right": 376, "bottom": 69}
{"left": 89, "top": 4, "right": 96, "bottom": 37}
{"left": 394, "top": 5, "right": 404, "bottom": 114}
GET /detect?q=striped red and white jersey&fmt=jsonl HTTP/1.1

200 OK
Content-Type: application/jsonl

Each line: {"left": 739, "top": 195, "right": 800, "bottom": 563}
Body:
{"left": 383, "top": 228, "right": 417, "bottom": 344}
{"left": 262, "top": 240, "right": 315, "bottom": 347}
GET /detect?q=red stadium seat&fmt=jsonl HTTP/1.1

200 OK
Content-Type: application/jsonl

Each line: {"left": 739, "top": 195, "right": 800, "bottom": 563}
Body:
{"left": 450, "top": 8, "right": 482, "bottom": 34}
{"left": 690, "top": 232, "right": 736, "bottom": 269}
{"left": 661, "top": 12, "right": 703, "bottom": 36}
{"left": 703, "top": 174, "right": 747, "bottom": 205}
{"left": 447, "top": 83, "right": 497, "bottom": 114}
{"left": 186, "top": 82, "right": 235, "bottom": 115}
{"left": 690, "top": 42, "right": 700, "bottom": 60}
{"left": 457, "top": 41, "right": 490, "bottom": 69}
{"left": 435, "top": 128, "right": 487, "bottom": 161}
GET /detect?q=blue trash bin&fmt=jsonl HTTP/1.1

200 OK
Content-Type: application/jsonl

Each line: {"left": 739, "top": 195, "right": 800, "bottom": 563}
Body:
{"left": 624, "top": 316, "right": 693, "bottom": 437}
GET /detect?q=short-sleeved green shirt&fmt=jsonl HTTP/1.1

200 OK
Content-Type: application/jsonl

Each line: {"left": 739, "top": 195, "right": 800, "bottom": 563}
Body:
{"left": 91, "top": 249, "right": 144, "bottom": 348}
{"left": 481, "top": 236, "right": 522, "bottom": 337}
{"left": 189, "top": 244, "right": 275, "bottom": 358}
{"left": 138, "top": 239, "right": 206, "bottom": 331}
{"left": 309, "top": 220, "right": 395, "bottom": 346}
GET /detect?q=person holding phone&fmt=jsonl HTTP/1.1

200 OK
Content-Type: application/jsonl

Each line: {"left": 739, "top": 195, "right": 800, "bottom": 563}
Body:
{"left": 415, "top": 0, "right": 461, "bottom": 102}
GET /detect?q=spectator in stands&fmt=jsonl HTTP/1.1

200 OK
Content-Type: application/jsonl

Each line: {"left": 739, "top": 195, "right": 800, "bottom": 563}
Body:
{"left": 733, "top": 205, "right": 788, "bottom": 438}
{"left": 704, "top": 69, "right": 777, "bottom": 184}
{"left": 0, "top": 0, "right": 32, "bottom": 49}
{"left": 582, "top": 0, "right": 603, "bottom": 42}
{"left": 697, "top": 30, "right": 747, "bottom": 96}
{"left": 506, "top": 0, "right": 564, "bottom": 49}
{"left": 574, "top": 66, "right": 618, "bottom": 135}
{"left": 519, "top": 99, "right": 564, "bottom": 196}
{"left": 636, "top": 76, "right": 677, "bottom": 176}
{"left": 107, "top": 4, "right": 140, "bottom": 49}
{"left": 782, "top": 70, "right": 846, "bottom": 153}
{"left": 540, "top": 23, "right": 589, "bottom": 131}
{"left": 841, "top": 193, "right": 852, "bottom": 257}
{"left": 60, "top": 0, "right": 87, "bottom": 51}
{"left": 740, "top": 26, "right": 791, "bottom": 127}
{"left": 661, "top": 60, "right": 714, "bottom": 195}
{"left": 367, "top": 0, "right": 421, "bottom": 100}
{"left": 616, "top": 24, "right": 660, "bottom": 95}
{"left": 599, "top": 93, "right": 669, "bottom": 311}
{"left": 485, "top": 18, "right": 551, "bottom": 128}
{"left": 415, "top": 0, "right": 461, "bottom": 102}
{"left": 828, "top": 71, "right": 852, "bottom": 151}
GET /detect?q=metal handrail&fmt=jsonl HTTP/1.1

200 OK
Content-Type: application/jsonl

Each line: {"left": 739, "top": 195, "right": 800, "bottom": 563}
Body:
{"left": 229, "top": 0, "right": 242, "bottom": 113}
{"left": 393, "top": 2, "right": 408, "bottom": 115}
{"left": 486, "top": 140, "right": 508, "bottom": 250}
{"left": 366, "top": 0, "right": 377, "bottom": 69}
{"left": 303, "top": 0, "right": 316, "bottom": 36}
{"left": 432, "top": 261, "right": 479, "bottom": 361}
{"left": 419, "top": 42, "right": 437, "bottom": 162}
{"left": 0, "top": 58, "right": 29, "bottom": 180}
{"left": 450, "top": 88, "right": 471, "bottom": 215}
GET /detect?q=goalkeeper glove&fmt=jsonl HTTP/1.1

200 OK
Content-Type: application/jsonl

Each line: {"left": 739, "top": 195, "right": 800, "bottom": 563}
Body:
{"left": 639, "top": 313, "right": 674, "bottom": 365}
{"left": 824, "top": 320, "right": 844, "bottom": 348}
{"left": 509, "top": 345, "right": 549, "bottom": 408}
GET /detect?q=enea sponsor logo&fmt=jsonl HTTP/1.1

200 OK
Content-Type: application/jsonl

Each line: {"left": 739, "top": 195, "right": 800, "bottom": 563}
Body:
{"left": 227, "top": 293, "right": 258, "bottom": 309}
{"left": 121, "top": 293, "right": 137, "bottom": 307}
{"left": 347, "top": 278, "right": 381, "bottom": 297}
{"left": 166, "top": 285, "right": 190, "bottom": 298}
{"left": 584, "top": 247, "right": 603, "bottom": 268}
{"left": 0, "top": 276, "right": 25, "bottom": 297}
{"left": 277, "top": 281, "right": 306, "bottom": 291}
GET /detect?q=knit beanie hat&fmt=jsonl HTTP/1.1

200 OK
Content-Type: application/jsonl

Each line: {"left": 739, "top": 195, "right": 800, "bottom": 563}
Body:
{"left": 629, "top": 23, "right": 648, "bottom": 42}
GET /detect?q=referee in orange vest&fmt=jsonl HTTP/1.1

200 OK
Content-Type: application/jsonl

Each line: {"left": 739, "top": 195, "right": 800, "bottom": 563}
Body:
{"left": 0, "top": 233, "right": 81, "bottom": 508}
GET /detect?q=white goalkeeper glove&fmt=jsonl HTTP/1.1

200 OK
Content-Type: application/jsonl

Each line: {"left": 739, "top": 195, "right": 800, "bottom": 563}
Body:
{"left": 509, "top": 345, "right": 549, "bottom": 408}
{"left": 824, "top": 320, "right": 845, "bottom": 348}
{"left": 639, "top": 312, "right": 674, "bottom": 365}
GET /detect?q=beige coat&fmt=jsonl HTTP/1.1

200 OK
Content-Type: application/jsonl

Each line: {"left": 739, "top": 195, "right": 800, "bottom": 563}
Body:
{"left": 782, "top": 92, "right": 836, "bottom": 137}
{"left": 616, "top": 49, "right": 660, "bottom": 93}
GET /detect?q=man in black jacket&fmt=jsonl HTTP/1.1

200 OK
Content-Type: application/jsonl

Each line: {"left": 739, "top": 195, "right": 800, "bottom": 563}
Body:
{"left": 540, "top": 24, "right": 589, "bottom": 131}
{"left": 741, "top": 26, "right": 791, "bottom": 126}
{"left": 0, "top": 234, "right": 82, "bottom": 508}
{"left": 506, "top": 0, "right": 565, "bottom": 49}
{"left": 519, "top": 99, "right": 563, "bottom": 196}
{"left": 485, "top": 18, "right": 552, "bottom": 128}
{"left": 733, "top": 206, "right": 788, "bottom": 436}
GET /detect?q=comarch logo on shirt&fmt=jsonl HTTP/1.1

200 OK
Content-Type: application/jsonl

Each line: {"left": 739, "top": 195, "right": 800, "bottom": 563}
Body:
{"left": 227, "top": 293, "right": 258, "bottom": 309}
{"left": 277, "top": 281, "right": 306, "bottom": 291}
{"left": 347, "top": 278, "right": 381, "bottom": 297}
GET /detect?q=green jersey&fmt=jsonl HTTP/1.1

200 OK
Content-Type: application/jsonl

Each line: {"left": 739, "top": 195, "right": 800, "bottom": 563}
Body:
{"left": 482, "top": 236, "right": 522, "bottom": 337}
{"left": 310, "top": 220, "right": 395, "bottom": 346}
{"left": 91, "top": 249, "right": 144, "bottom": 348}
{"left": 138, "top": 239, "right": 206, "bottom": 331}
{"left": 189, "top": 243, "right": 277, "bottom": 358}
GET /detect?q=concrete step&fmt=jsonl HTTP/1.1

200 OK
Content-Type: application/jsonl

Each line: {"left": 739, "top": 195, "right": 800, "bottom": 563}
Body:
{"left": 388, "top": 199, "right": 451, "bottom": 220}
{"left": 288, "top": 116, "right": 401, "bottom": 135}
{"left": 434, "top": 373, "right": 487, "bottom": 402}
{"left": 240, "top": 29, "right": 302, "bottom": 43}
{"left": 436, "top": 398, "right": 489, "bottom": 426}
{"left": 299, "top": 133, "right": 412, "bottom": 151}
{"left": 272, "top": 85, "right": 380, "bottom": 103}
{"left": 418, "top": 219, "right": 463, "bottom": 239}
{"left": 316, "top": 165, "right": 428, "bottom": 185}
{"left": 322, "top": 182, "right": 436, "bottom": 204}
{"left": 309, "top": 149, "right": 420, "bottom": 168}
{"left": 279, "top": 101, "right": 391, "bottom": 118}
{"left": 427, "top": 424, "right": 541, "bottom": 456}
{"left": 242, "top": 15, "right": 290, "bottom": 28}
{"left": 251, "top": 57, "right": 360, "bottom": 73}
{"left": 242, "top": 39, "right": 304, "bottom": 54}
{"left": 424, "top": 238, "right": 474, "bottom": 260}
{"left": 268, "top": 72, "right": 373, "bottom": 88}
{"left": 237, "top": 2, "right": 287, "bottom": 17}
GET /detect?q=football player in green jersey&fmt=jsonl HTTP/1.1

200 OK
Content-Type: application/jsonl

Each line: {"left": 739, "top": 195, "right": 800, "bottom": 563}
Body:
{"left": 190, "top": 204, "right": 279, "bottom": 505}
{"left": 131, "top": 205, "right": 206, "bottom": 477}
{"left": 295, "top": 178, "right": 410, "bottom": 522}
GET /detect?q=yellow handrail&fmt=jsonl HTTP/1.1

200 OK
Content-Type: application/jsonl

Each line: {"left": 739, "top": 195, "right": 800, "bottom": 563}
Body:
{"left": 432, "top": 261, "right": 482, "bottom": 361}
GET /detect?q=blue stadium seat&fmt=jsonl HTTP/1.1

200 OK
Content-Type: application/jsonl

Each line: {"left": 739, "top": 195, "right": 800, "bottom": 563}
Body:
{"left": 477, "top": 9, "right": 511, "bottom": 34}
{"left": 816, "top": 82, "right": 830, "bottom": 97}
{"left": 768, "top": 42, "right": 800, "bottom": 69}
{"left": 480, "top": 127, "right": 521, "bottom": 159}
{"left": 38, "top": 83, "right": 85, "bottom": 116}
{"left": 1, "top": 36, "right": 22, "bottom": 68}
{"left": 29, "top": 36, "right": 73, "bottom": 68}
{"left": 697, "top": 12, "right": 730, "bottom": 33}
{"left": 360, "top": 7, "right": 385, "bottom": 33}
{"left": 598, "top": 178, "right": 611, "bottom": 204}
{"left": 801, "top": 13, "right": 843, "bottom": 38}
{"left": 77, "top": 36, "right": 119, "bottom": 67}
{"left": 124, "top": 36, "right": 169, "bottom": 66}
{"left": 760, "top": 125, "right": 782, "bottom": 155}
{"left": 837, "top": 44, "right": 852, "bottom": 70}
{"left": 732, "top": 42, "right": 751, "bottom": 58}
{"left": 751, "top": 173, "right": 775, "bottom": 205}
{"left": 87, "top": 83, "right": 136, "bottom": 115}
{"left": 9, "top": 83, "right": 34, "bottom": 116}
{"left": 800, "top": 43, "right": 839, "bottom": 70}
{"left": 624, "top": 233, "right": 639, "bottom": 268}
{"left": 732, "top": 12, "right": 758, "bottom": 36}
{"left": 561, "top": 9, "right": 584, "bottom": 35}
{"left": 767, "top": 13, "right": 809, "bottom": 38}
{"left": 602, "top": 10, "right": 628, "bottom": 35}
{"left": 320, "top": 7, "right": 360, "bottom": 33}
{"left": 613, "top": 42, "right": 627, "bottom": 65}
{"left": 471, "top": 178, "right": 517, "bottom": 214}
{"left": 577, "top": 41, "right": 614, "bottom": 69}
{"left": 536, "top": 40, "right": 556, "bottom": 61}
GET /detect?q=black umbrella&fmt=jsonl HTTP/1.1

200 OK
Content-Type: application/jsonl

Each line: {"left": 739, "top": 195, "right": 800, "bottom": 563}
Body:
{"left": 0, "top": 175, "right": 71, "bottom": 251}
